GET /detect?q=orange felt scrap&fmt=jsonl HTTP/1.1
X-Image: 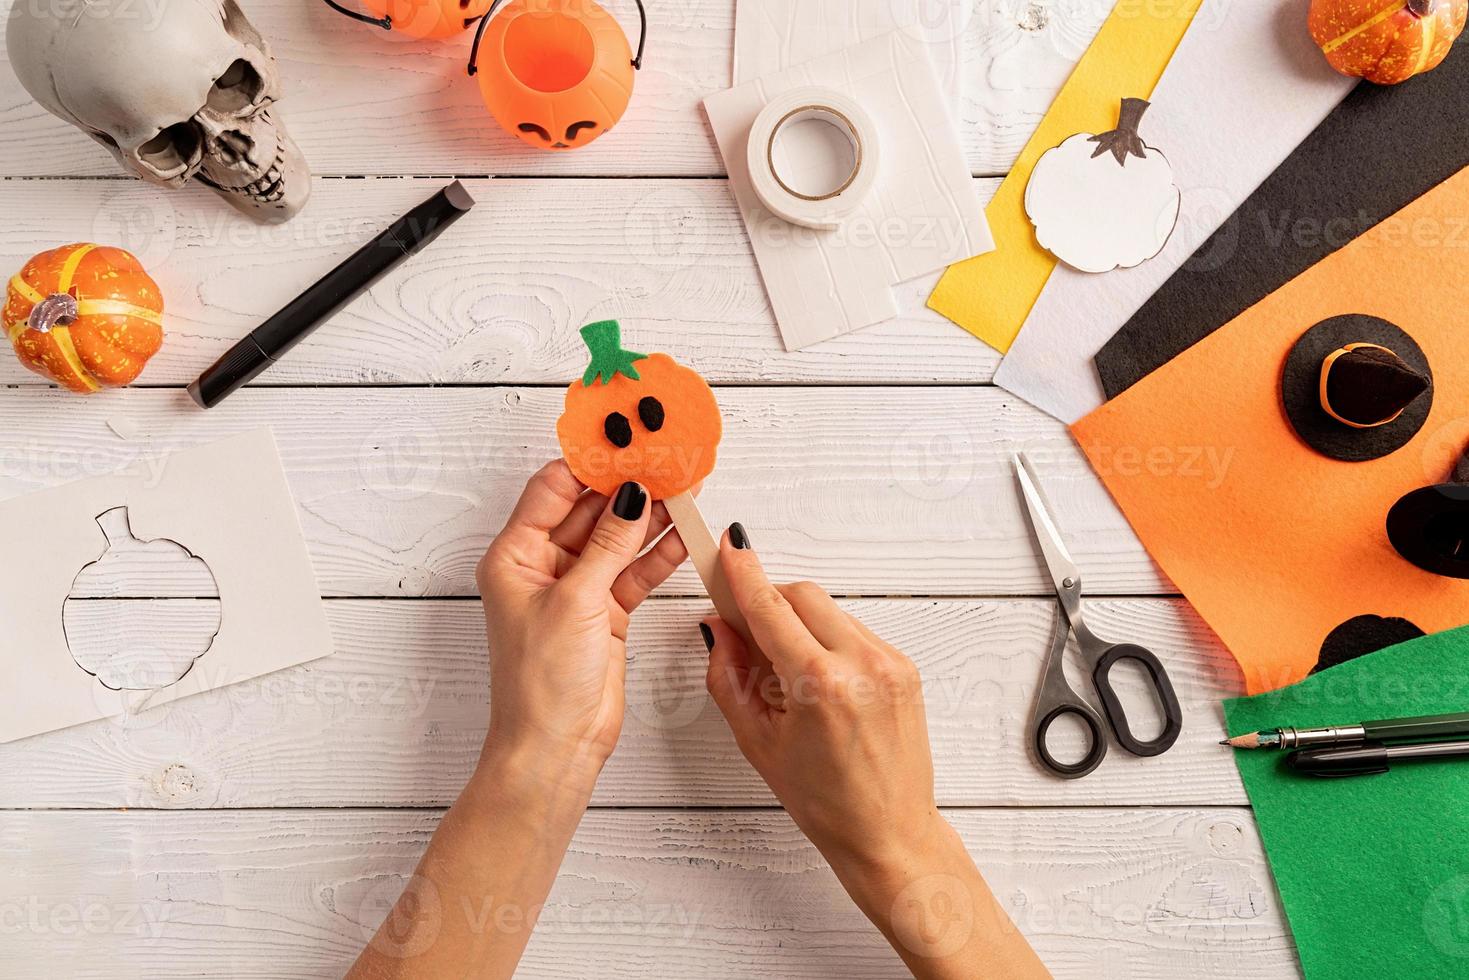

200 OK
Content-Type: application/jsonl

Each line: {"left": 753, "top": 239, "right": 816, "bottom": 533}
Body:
{"left": 557, "top": 321, "right": 721, "bottom": 500}
{"left": 1072, "top": 167, "right": 1469, "bottom": 694}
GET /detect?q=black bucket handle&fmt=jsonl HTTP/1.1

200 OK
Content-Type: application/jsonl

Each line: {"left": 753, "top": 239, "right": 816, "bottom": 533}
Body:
{"left": 468, "top": 0, "right": 647, "bottom": 77}
{"left": 320, "top": 0, "right": 392, "bottom": 30}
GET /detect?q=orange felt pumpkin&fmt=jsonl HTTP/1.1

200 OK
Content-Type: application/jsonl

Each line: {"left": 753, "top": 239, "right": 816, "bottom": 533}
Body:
{"left": 1310, "top": 0, "right": 1467, "bottom": 85}
{"left": 556, "top": 320, "right": 721, "bottom": 500}
{"left": 321, "top": 0, "right": 495, "bottom": 40}
{"left": 4, "top": 244, "right": 164, "bottom": 393}
{"left": 468, "top": 0, "right": 646, "bottom": 151}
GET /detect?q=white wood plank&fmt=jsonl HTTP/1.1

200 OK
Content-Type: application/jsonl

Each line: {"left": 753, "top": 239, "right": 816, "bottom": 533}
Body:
{"left": 0, "top": 1, "right": 1098, "bottom": 178}
{"left": 0, "top": 176, "right": 1002, "bottom": 386}
{"left": 0, "top": 807, "right": 1296, "bottom": 979}
{"left": 0, "top": 597, "right": 1243, "bottom": 809}
{"left": 0, "top": 386, "right": 1167, "bottom": 598}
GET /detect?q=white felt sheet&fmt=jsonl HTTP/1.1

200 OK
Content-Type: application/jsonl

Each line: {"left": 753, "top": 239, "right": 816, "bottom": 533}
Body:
{"left": 993, "top": 1, "right": 1356, "bottom": 424}
{"left": 734, "top": 0, "right": 972, "bottom": 101}
{"left": 0, "top": 429, "right": 334, "bottom": 743}
{"left": 706, "top": 30, "right": 993, "bottom": 351}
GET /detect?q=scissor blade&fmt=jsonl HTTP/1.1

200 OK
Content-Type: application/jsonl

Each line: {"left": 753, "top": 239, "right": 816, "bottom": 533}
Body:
{"left": 1013, "top": 453, "right": 1081, "bottom": 596}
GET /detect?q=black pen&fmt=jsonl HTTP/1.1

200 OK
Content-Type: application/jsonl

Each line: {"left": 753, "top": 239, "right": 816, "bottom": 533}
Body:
{"left": 1288, "top": 739, "right": 1469, "bottom": 777}
{"left": 188, "top": 180, "right": 476, "bottom": 408}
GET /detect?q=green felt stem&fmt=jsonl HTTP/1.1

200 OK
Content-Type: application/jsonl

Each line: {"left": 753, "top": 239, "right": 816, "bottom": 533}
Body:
{"left": 579, "top": 320, "right": 647, "bottom": 387}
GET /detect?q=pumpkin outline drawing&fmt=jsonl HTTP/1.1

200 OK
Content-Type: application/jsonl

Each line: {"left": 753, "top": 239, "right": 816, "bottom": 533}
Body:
{"left": 1024, "top": 98, "right": 1182, "bottom": 275}
{"left": 468, "top": 0, "right": 646, "bottom": 151}
{"left": 63, "top": 507, "right": 222, "bottom": 694}
{"left": 4, "top": 243, "right": 165, "bottom": 393}
{"left": 556, "top": 320, "right": 721, "bottom": 501}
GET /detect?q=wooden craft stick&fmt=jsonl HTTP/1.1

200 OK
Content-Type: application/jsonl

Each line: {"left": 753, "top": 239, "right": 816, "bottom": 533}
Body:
{"left": 664, "top": 491, "right": 782, "bottom": 704}
{"left": 663, "top": 491, "right": 749, "bottom": 638}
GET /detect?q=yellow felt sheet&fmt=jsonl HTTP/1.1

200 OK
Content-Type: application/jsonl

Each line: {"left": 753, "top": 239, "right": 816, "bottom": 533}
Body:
{"left": 927, "top": 0, "right": 1205, "bottom": 353}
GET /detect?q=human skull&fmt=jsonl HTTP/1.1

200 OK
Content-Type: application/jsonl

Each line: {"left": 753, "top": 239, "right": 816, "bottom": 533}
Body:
{"left": 6, "top": 0, "right": 311, "bottom": 223}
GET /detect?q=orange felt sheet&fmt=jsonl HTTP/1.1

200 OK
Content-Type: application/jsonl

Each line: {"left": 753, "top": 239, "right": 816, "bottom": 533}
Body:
{"left": 1071, "top": 167, "right": 1469, "bottom": 694}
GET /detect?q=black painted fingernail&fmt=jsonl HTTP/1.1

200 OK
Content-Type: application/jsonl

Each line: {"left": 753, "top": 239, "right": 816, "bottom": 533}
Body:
{"left": 613, "top": 482, "right": 647, "bottom": 521}
{"left": 729, "top": 523, "right": 751, "bottom": 550}
{"left": 699, "top": 623, "right": 714, "bottom": 651}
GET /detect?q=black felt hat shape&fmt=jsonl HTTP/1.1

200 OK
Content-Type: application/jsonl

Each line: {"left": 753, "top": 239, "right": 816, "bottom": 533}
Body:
{"left": 1389, "top": 450, "right": 1469, "bottom": 580}
{"left": 1282, "top": 315, "right": 1433, "bottom": 462}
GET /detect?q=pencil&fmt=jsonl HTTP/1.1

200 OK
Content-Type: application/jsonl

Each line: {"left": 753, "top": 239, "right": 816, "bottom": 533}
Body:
{"left": 1222, "top": 710, "right": 1469, "bottom": 750}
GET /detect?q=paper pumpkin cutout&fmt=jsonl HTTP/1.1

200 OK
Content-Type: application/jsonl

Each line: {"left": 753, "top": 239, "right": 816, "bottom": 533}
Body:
{"left": 1281, "top": 315, "right": 1434, "bottom": 462}
{"left": 1071, "top": 166, "right": 1469, "bottom": 693}
{"left": 556, "top": 321, "right": 721, "bottom": 500}
{"left": 1024, "top": 98, "right": 1180, "bottom": 275}
{"left": 1310, "top": 0, "right": 1466, "bottom": 86}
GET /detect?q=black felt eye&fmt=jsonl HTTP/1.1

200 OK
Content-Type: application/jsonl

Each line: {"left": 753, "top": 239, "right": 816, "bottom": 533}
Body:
{"left": 518, "top": 123, "right": 553, "bottom": 142}
{"left": 566, "top": 121, "right": 598, "bottom": 141}
{"left": 638, "top": 396, "right": 665, "bottom": 432}
{"left": 604, "top": 412, "right": 633, "bottom": 448}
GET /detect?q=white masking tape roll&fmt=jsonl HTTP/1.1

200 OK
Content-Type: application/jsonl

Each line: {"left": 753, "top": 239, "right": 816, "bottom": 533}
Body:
{"left": 746, "top": 87, "right": 881, "bottom": 230}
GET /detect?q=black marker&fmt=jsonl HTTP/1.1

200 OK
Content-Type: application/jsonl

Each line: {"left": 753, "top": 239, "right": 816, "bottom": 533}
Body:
{"left": 188, "top": 180, "right": 477, "bottom": 408}
{"left": 1288, "top": 739, "right": 1469, "bottom": 778}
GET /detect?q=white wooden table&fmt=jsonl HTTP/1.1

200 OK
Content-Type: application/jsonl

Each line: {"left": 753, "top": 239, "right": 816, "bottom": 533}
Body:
{"left": 0, "top": 2, "right": 1299, "bottom": 977}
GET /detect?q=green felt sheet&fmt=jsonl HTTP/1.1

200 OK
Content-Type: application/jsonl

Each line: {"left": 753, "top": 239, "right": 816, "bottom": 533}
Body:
{"left": 1225, "top": 625, "right": 1469, "bottom": 979}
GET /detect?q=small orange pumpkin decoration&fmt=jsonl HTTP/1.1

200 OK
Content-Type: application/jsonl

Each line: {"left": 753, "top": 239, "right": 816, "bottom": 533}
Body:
{"left": 556, "top": 320, "right": 721, "bottom": 500}
{"left": 4, "top": 244, "right": 164, "bottom": 393}
{"left": 468, "top": 0, "right": 647, "bottom": 151}
{"left": 1310, "top": 0, "right": 1467, "bottom": 85}
{"left": 321, "top": 0, "right": 496, "bottom": 41}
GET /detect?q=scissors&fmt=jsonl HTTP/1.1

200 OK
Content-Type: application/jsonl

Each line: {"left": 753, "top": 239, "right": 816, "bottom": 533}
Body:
{"left": 1013, "top": 453, "right": 1183, "bottom": 779}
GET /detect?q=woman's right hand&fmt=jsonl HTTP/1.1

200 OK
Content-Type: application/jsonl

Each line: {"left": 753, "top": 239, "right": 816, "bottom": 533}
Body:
{"left": 701, "top": 525, "right": 1050, "bottom": 980}
{"left": 700, "top": 525, "right": 943, "bottom": 870}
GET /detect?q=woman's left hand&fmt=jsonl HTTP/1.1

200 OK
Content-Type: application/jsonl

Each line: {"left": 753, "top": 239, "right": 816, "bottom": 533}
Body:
{"left": 476, "top": 461, "right": 689, "bottom": 771}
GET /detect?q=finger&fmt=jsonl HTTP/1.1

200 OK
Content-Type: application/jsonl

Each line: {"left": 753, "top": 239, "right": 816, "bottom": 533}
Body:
{"left": 778, "top": 581, "right": 857, "bottom": 651}
{"left": 718, "top": 524, "right": 823, "bottom": 670}
{"left": 703, "top": 617, "right": 773, "bottom": 742}
{"left": 549, "top": 489, "right": 608, "bottom": 554}
{"left": 499, "top": 460, "right": 584, "bottom": 546}
{"left": 562, "top": 482, "right": 653, "bottom": 594}
{"left": 612, "top": 524, "right": 689, "bottom": 613}
{"left": 554, "top": 497, "right": 676, "bottom": 577}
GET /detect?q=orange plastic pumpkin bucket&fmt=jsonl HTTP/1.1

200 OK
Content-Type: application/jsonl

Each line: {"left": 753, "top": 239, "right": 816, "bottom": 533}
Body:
{"left": 467, "top": 0, "right": 647, "bottom": 150}
{"left": 321, "top": 0, "right": 495, "bottom": 41}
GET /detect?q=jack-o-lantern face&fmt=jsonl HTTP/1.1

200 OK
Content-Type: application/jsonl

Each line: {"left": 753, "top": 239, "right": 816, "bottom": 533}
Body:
{"left": 473, "top": 0, "right": 637, "bottom": 151}
{"left": 556, "top": 321, "right": 722, "bottom": 500}
{"left": 359, "top": 0, "right": 495, "bottom": 40}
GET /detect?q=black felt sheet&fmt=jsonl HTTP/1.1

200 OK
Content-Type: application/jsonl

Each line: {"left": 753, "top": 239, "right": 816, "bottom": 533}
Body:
{"left": 1094, "top": 43, "right": 1469, "bottom": 400}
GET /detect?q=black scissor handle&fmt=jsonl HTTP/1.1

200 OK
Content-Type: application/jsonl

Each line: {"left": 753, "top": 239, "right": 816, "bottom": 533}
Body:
{"left": 1033, "top": 702, "right": 1108, "bottom": 780}
{"left": 1092, "top": 643, "right": 1183, "bottom": 757}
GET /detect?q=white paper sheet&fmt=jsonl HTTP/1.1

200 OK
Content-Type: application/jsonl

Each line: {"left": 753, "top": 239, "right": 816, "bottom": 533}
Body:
{"left": 993, "top": 1, "right": 1356, "bottom": 424}
{"left": 0, "top": 429, "right": 334, "bottom": 743}
{"left": 706, "top": 30, "right": 993, "bottom": 351}
{"left": 734, "top": 0, "right": 972, "bottom": 101}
